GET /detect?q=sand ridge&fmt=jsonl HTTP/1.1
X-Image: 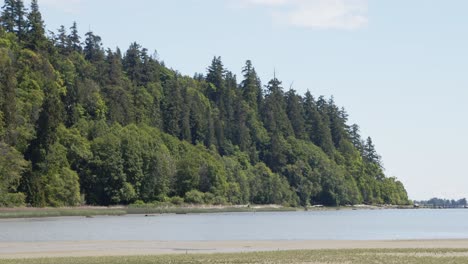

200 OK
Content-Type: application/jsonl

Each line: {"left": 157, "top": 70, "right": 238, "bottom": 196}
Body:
{"left": 2, "top": 239, "right": 468, "bottom": 259}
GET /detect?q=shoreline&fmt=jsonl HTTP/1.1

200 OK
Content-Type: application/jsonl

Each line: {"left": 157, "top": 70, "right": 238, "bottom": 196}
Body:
{"left": 1, "top": 239, "right": 468, "bottom": 259}
{"left": 0, "top": 204, "right": 420, "bottom": 219}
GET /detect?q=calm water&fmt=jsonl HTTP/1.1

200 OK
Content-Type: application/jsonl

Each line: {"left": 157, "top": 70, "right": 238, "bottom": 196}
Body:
{"left": 1, "top": 209, "right": 468, "bottom": 242}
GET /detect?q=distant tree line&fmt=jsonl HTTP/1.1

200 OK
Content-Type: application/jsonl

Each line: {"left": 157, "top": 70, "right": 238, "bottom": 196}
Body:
{"left": 0, "top": 0, "right": 410, "bottom": 207}
{"left": 415, "top": 198, "right": 467, "bottom": 208}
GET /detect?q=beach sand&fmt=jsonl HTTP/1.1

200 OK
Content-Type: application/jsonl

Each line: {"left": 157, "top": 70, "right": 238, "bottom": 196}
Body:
{"left": 2, "top": 239, "right": 468, "bottom": 259}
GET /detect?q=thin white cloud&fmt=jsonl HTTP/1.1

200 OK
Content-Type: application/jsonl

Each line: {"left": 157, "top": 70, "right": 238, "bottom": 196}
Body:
{"left": 236, "top": 0, "right": 368, "bottom": 30}
{"left": 245, "top": 0, "right": 290, "bottom": 6}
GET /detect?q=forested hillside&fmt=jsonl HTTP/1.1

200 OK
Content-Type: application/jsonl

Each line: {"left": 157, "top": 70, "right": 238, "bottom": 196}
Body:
{"left": 0, "top": 0, "right": 409, "bottom": 207}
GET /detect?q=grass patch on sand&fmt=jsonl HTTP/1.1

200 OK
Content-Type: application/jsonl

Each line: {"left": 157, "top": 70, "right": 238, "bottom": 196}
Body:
{"left": 126, "top": 205, "right": 297, "bottom": 215}
{"left": 2, "top": 249, "right": 468, "bottom": 264}
{"left": 0, "top": 208, "right": 126, "bottom": 218}
{"left": 0, "top": 205, "right": 298, "bottom": 219}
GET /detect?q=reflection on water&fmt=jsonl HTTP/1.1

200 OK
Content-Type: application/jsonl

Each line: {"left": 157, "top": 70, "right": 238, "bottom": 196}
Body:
{"left": 1, "top": 209, "right": 468, "bottom": 242}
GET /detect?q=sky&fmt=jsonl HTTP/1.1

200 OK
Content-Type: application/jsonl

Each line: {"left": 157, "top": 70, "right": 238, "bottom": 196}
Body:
{"left": 17, "top": 0, "right": 468, "bottom": 200}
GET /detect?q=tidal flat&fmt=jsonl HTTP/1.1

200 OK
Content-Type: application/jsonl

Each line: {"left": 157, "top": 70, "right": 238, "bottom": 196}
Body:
{"left": 2, "top": 240, "right": 468, "bottom": 259}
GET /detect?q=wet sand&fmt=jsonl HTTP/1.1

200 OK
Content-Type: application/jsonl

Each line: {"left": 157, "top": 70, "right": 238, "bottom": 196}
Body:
{"left": 1, "top": 239, "right": 468, "bottom": 259}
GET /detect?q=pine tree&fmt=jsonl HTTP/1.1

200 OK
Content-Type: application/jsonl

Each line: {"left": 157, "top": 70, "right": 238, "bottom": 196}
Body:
{"left": 180, "top": 86, "right": 191, "bottom": 142}
{"left": 363, "top": 137, "right": 382, "bottom": 167}
{"left": 223, "top": 71, "right": 236, "bottom": 143}
{"left": 286, "top": 89, "right": 306, "bottom": 139}
{"left": 349, "top": 124, "right": 363, "bottom": 152}
{"left": 262, "top": 77, "right": 293, "bottom": 137}
{"left": 0, "top": 0, "right": 16, "bottom": 32}
{"left": 56, "top": 25, "right": 68, "bottom": 51}
{"left": 1, "top": 0, "right": 27, "bottom": 41}
{"left": 303, "top": 92, "right": 334, "bottom": 156}
{"left": 26, "top": 0, "right": 46, "bottom": 51}
{"left": 206, "top": 56, "right": 225, "bottom": 104}
{"left": 123, "top": 42, "right": 143, "bottom": 85}
{"left": 241, "top": 60, "right": 262, "bottom": 111}
{"left": 104, "top": 48, "right": 124, "bottom": 85}
{"left": 68, "top": 21, "right": 81, "bottom": 52}
{"left": 84, "top": 31, "right": 104, "bottom": 62}
{"left": 163, "top": 78, "right": 182, "bottom": 136}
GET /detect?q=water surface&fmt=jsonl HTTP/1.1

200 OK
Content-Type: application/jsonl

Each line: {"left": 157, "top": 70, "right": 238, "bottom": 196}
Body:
{"left": 2, "top": 209, "right": 468, "bottom": 242}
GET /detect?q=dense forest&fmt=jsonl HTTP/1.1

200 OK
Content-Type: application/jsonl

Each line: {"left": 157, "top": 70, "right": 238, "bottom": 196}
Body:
{"left": 0, "top": 0, "right": 409, "bottom": 207}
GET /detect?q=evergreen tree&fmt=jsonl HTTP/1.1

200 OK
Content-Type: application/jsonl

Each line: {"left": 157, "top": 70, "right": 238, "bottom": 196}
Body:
{"left": 206, "top": 56, "right": 225, "bottom": 104}
{"left": 363, "top": 137, "right": 382, "bottom": 167}
{"left": 55, "top": 25, "right": 68, "bottom": 51}
{"left": 286, "top": 89, "right": 306, "bottom": 139}
{"left": 326, "top": 97, "right": 349, "bottom": 149}
{"left": 180, "top": 86, "right": 191, "bottom": 141}
{"left": 262, "top": 77, "right": 293, "bottom": 137}
{"left": 26, "top": 0, "right": 46, "bottom": 51}
{"left": 68, "top": 21, "right": 81, "bottom": 52}
{"left": 241, "top": 60, "right": 262, "bottom": 111}
{"left": 123, "top": 42, "right": 143, "bottom": 85}
{"left": 0, "top": 0, "right": 16, "bottom": 32}
{"left": 104, "top": 48, "right": 124, "bottom": 85}
{"left": 83, "top": 31, "right": 104, "bottom": 62}
{"left": 0, "top": 0, "right": 27, "bottom": 40}
{"left": 349, "top": 124, "right": 363, "bottom": 153}
{"left": 163, "top": 78, "right": 182, "bottom": 136}
{"left": 222, "top": 71, "right": 236, "bottom": 144}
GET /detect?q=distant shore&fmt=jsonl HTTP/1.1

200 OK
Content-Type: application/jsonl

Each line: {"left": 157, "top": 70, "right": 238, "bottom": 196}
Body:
{"left": 0, "top": 204, "right": 421, "bottom": 219}
{"left": 2, "top": 239, "right": 468, "bottom": 259}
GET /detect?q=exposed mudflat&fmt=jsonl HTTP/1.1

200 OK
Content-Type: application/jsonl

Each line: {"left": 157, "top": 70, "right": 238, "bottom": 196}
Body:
{"left": 2, "top": 239, "right": 468, "bottom": 259}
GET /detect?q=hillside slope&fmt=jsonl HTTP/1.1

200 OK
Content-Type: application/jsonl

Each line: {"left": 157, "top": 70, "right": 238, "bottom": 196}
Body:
{"left": 0, "top": 0, "right": 409, "bottom": 207}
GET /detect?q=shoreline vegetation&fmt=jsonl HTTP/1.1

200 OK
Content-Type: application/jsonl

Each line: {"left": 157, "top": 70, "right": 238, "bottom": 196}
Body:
{"left": 0, "top": 203, "right": 446, "bottom": 219}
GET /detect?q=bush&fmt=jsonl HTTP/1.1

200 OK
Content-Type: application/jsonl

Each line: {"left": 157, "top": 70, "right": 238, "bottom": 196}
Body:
{"left": 170, "top": 196, "right": 184, "bottom": 205}
{"left": 184, "top": 190, "right": 205, "bottom": 204}
{"left": 132, "top": 200, "right": 145, "bottom": 205}
{"left": 213, "top": 196, "right": 227, "bottom": 205}
{"left": 203, "top": 192, "right": 215, "bottom": 204}
{"left": 0, "top": 193, "right": 26, "bottom": 207}
{"left": 156, "top": 194, "right": 170, "bottom": 203}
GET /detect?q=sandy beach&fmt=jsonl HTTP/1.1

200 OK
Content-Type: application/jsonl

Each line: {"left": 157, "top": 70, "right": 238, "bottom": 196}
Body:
{"left": 1, "top": 239, "right": 468, "bottom": 259}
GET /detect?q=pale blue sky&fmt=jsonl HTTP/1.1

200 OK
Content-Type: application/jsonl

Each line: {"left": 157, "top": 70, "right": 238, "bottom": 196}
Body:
{"left": 20, "top": 0, "right": 468, "bottom": 200}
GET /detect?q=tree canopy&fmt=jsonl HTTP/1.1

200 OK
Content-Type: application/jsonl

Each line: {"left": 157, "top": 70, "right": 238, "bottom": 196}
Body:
{"left": 0, "top": 1, "right": 409, "bottom": 207}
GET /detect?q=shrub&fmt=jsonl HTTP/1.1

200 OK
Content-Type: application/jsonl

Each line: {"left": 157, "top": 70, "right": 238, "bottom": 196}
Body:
{"left": 203, "top": 192, "right": 215, "bottom": 204}
{"left": 213, "top": 196, "right": 227, "bottom": 205}
{"left": 170, "top": 196, "right": 184, "bottom": 205}
{"left": 0, "top": 193, "right": 26, "bottom": 207}
{"left": 132, "top": 200, "right": 145, "bottom": 205}
{"left": 156, "top": 194, "right": 170, "bottom": 203}
{"left": 184, "top": 190, "right": 205, "bottom": 204}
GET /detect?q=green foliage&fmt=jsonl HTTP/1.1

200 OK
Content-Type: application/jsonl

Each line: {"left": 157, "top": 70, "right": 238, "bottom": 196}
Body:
{"left": 0, "top": 192, "right": 25, "bottom": 207}
{"left": 0, "top": 1, "right": 409, "bottom": 207}
{"left": 0, "top": 142, "right": 28, "bottom": 206}
{"left": 249, "top": 163, "right": 298, "bottom": 206}
{"left": 42, "top": 142, "right": 81, "bottom": 206}
{"left": 184, "top": 190, "right": 205, "bottom": 204}
{"left": 170, "top": 196, "right": 184, "bottom": 205}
